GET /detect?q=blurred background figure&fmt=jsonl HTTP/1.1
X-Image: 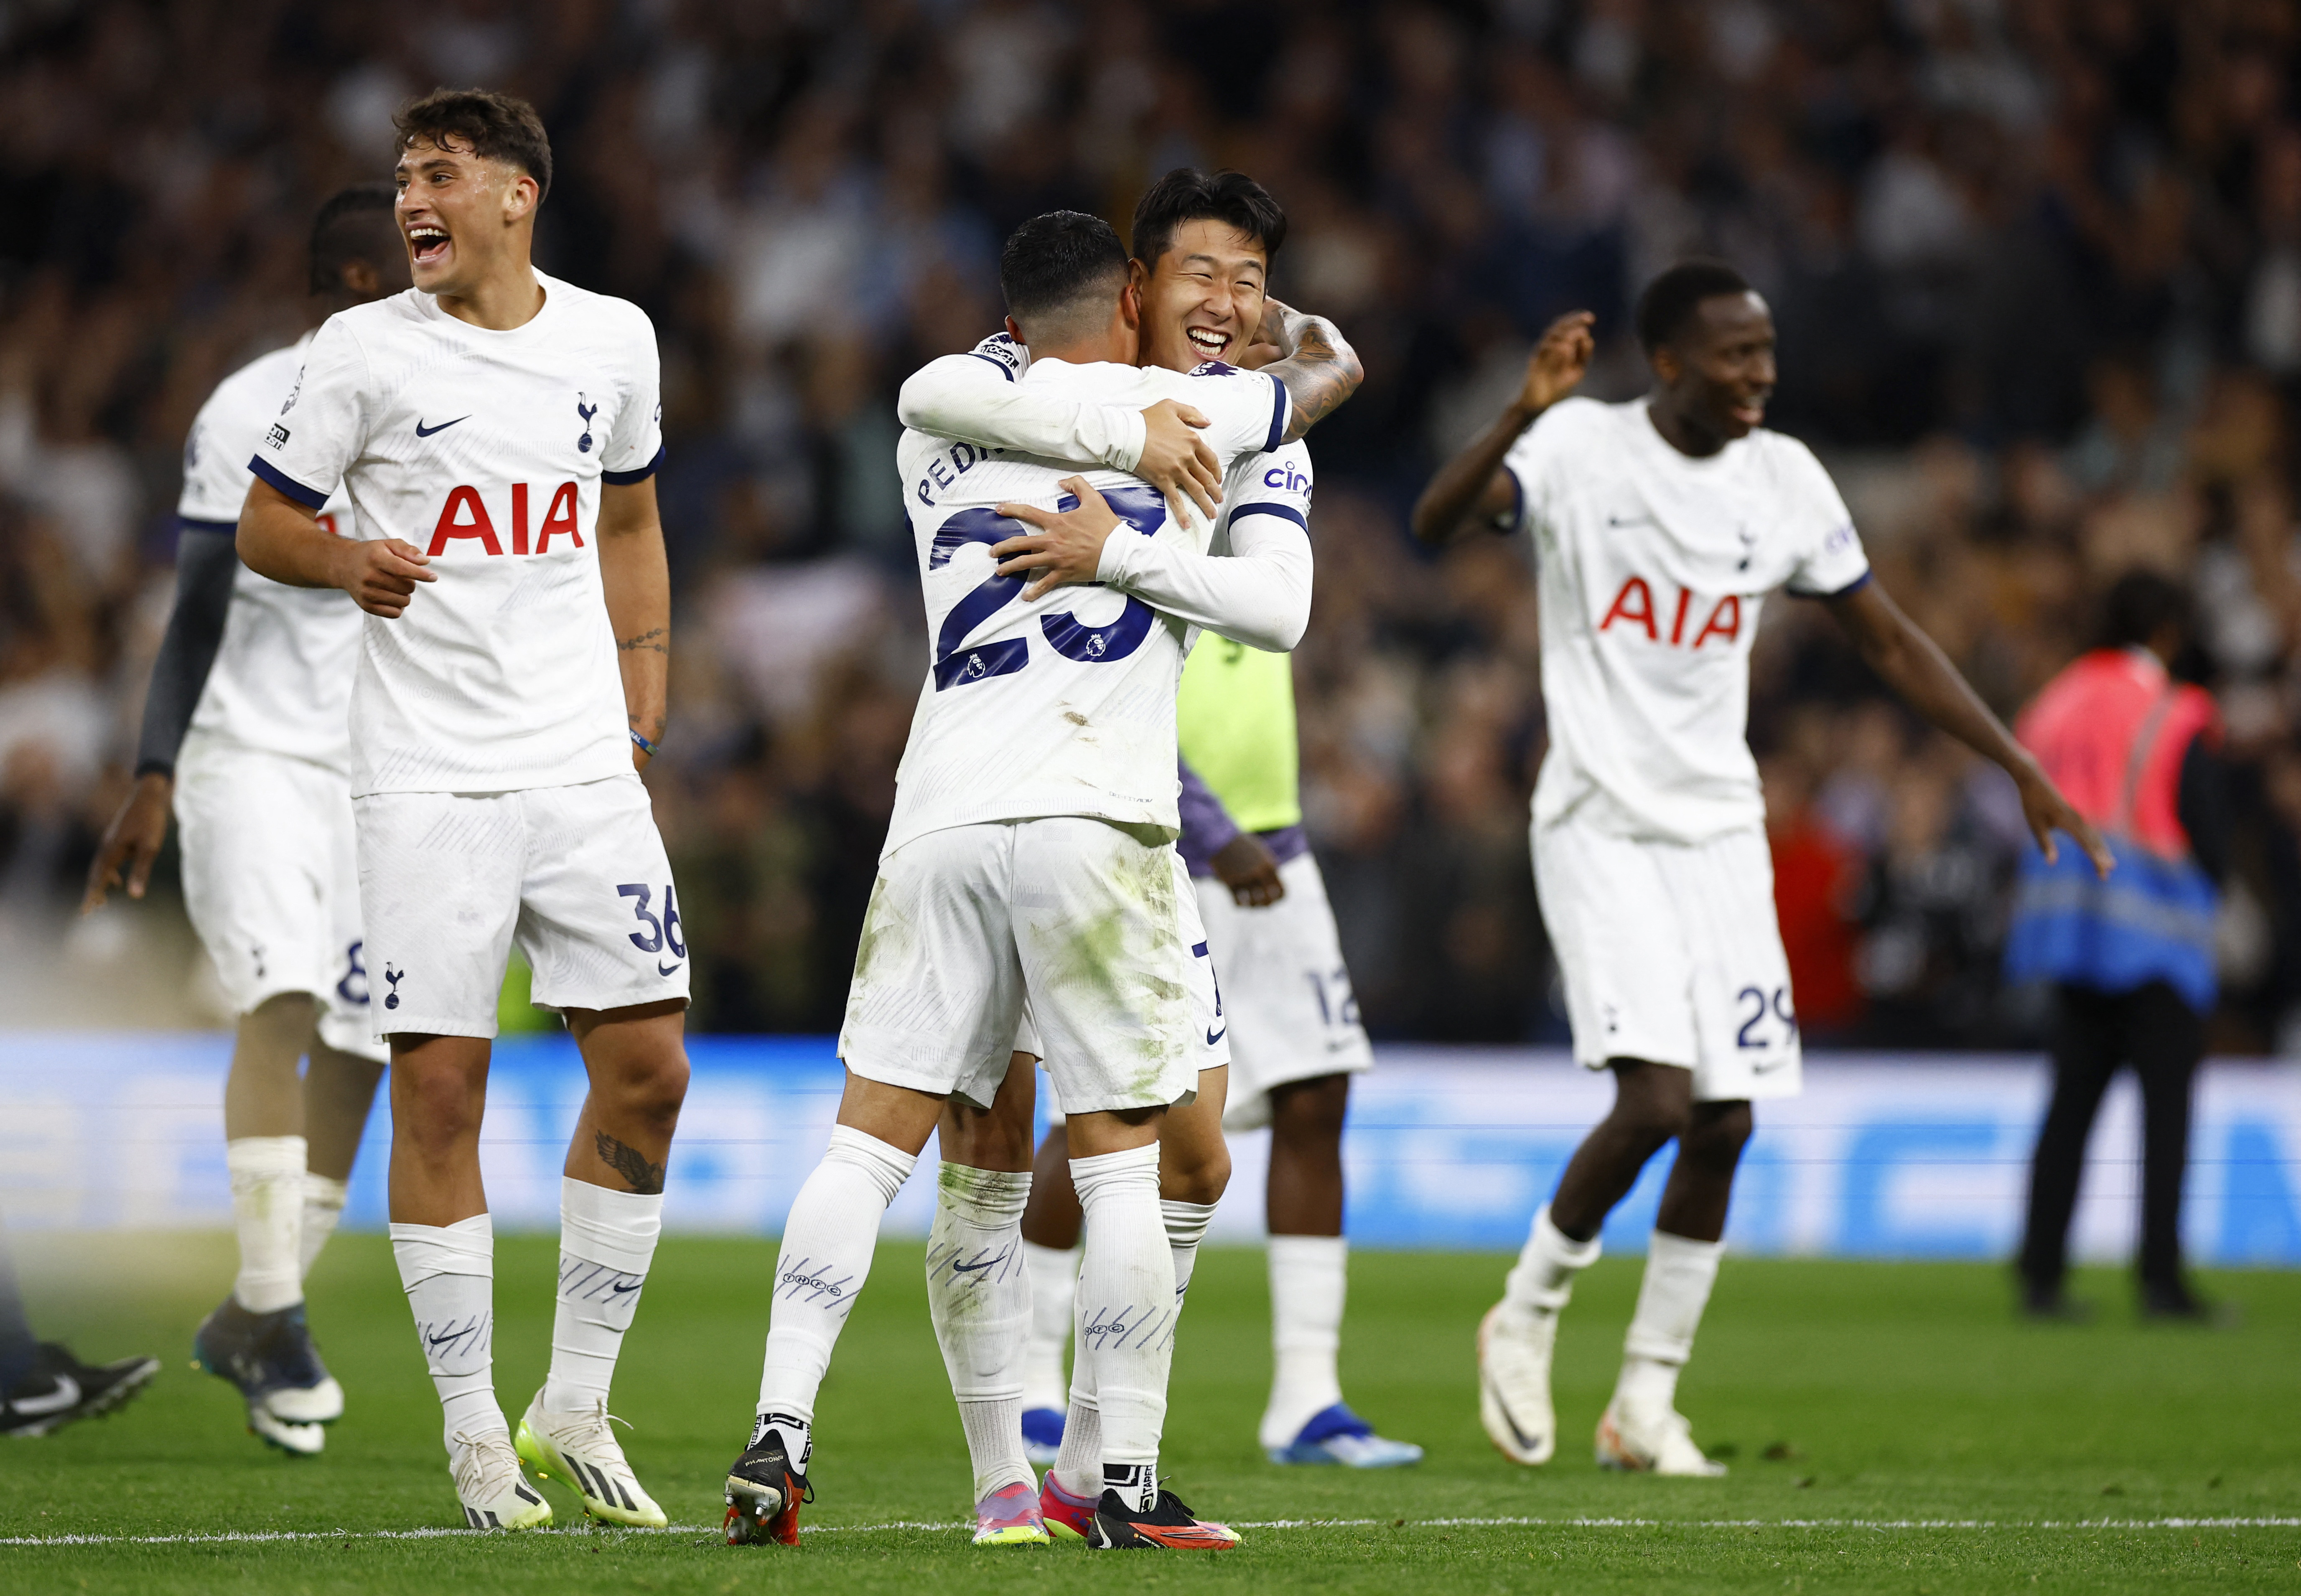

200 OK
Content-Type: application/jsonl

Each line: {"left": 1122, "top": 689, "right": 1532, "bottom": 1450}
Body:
{"left": 0, "top": 1220, "right": 158, "bottom": 1436}
{"left": 2006, "top": 572, "right": 2226, "bottom": 1320}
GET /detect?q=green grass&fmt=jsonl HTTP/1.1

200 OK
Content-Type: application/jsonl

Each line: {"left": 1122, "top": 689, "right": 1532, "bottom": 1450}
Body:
{"left": 2, "top": 1232, "right": 2296, "bottom": 1593}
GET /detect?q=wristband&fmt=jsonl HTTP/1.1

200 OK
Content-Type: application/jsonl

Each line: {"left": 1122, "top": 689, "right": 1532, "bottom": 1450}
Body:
{"left": 630, "top": 729, "right": 661, "bottom": 759}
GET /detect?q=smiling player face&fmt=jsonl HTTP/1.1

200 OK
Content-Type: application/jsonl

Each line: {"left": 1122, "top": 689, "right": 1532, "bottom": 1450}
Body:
{"left": 393, "top": 135, "right": 536, "bottom": 298}
{"left": 1653, "top": 290, "right": 1778, "bottom": 445}
{"left": 1137, "top": 219, "right": 1270, "bottom": 376}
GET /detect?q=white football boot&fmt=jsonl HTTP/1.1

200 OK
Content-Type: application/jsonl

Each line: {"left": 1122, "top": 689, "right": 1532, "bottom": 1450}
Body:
{"left": 1477, "top": 1303, "right": 1557, "bottom": 1465}
{"left": 1594, "top": 1398, "right": 1727, "bottom": 1477}
{"left": 516, "top": 1391, "right": 667, "bottom": 1527}
{"left": 450, "top": 1429, "right": 553, "bottom": 1529}
{"left": 247, "top": 1405, "right": 326, "bottom": 1456}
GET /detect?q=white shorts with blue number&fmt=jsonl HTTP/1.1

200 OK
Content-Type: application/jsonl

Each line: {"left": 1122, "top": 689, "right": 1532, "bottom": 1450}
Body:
{"left": 1196, "top": 851, "right": 1373, "bottom": 1132}
{"left": 174, "top": 733, "right": 387, "bottom": 1063}
{"left": 845, "top": 816, "right": 1205, "bottom": 1116}
{"left": 354, "top": 772, "right": 689, "bottom": 1039}
{"left": 1533, "top": 819, "right": 1801, "bottom": 1102}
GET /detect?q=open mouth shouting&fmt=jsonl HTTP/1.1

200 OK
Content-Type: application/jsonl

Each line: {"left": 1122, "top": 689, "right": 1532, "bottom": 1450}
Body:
{"left": 407, "top": 224, "right": 451, "bottom": 267}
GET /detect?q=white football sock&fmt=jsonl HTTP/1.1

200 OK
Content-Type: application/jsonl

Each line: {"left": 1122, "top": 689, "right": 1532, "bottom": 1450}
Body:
{"left": 1615, "top": 1229, "right": 1725, "bottom": 1415}
{"left": 1502, "top": 1203, "right": 1602, "bottom": 1327}
{"left": 1020, "top": 1240, "right": 1077, "bottom": 1413}
{"left": 542, "top": 1177, "right": 663, "bottom": 1414}
{"left": 298, "top": 1173, "right": 349, "bottom": 1281}
{"left": 1072, "top": 1144, "right": 1172, "bottom": 1512}
{"left": 1049, "top": 1296, "right": 1103, "bottom": 1500}
{"left": 925, "top": 1163, "right": 1032, "bottom": 1500}
{"left": 228, "top": 1136, "right": 307, "bottom": 1314}
{"left": 1261, "top": 1233, "right": 1347, "bottom": 1449}
{"left": 755, "top": 1125, "right": 917, "bottom": 1449}
{"left": 390, "top": 1213, "right": 504, "bottom": 1446}
{"left": 1161, "top": 1198, "right": 1217, "bottom": 1306}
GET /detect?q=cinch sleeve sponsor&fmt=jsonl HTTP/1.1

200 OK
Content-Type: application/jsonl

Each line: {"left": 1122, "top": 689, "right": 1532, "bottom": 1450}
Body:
{"left": 1779, "top": 440, "right": 1871, "bottom": 598}
{"left": 598, "top": 309, "right": 665, "bottom": 484}
{"left": 255, "top": 318, "right": 371, "bottom": 511}
{"left": 1228, "top": 444, "right": 1314, "bottom": 534}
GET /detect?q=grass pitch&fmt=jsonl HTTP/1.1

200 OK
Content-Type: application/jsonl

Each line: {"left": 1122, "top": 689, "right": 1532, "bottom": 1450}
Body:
{"left": 1, "top": 1231, "right": 2294, "bottom": 1593}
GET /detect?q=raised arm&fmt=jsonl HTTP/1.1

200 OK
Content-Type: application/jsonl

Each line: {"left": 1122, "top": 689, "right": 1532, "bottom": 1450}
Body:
{"left": 1258, "top": 299, "right": 1364, "bottom": 445}
{"left": 597, "top": 478, "right": 669, "bottom": 768}
{"left": 1411, "top": 311, "right": 1593, "bottom": 546}
{"left": 1826, "top": 579, "right": 2112, "bottom": 875}
{"left": 899, "top": 342, "right": 1223, "bottom": 522}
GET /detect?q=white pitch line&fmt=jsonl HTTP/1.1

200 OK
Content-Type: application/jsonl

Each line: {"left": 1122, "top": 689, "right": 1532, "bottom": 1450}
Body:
{"left": 4, "top": 1516, "right": 2296, "bottom": 1547}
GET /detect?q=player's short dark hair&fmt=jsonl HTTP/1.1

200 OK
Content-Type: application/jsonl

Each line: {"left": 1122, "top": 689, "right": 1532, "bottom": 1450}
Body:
{"left": 1634, "top": 259, "right": 1753, "bottom": 354}
{"left": 308, "top": 183, "right": 398, "bottom": 295}
{"left": 394, "top": 87, "right": 552, "bottom": 200}
{"left": 1130, "top": 168, "right": 1288, "bottom": 272}
{"left": 999, "top": 211, "right": 1129, "bottom": 334}
{"left": 2095, "top": 568, "right": 2193, "bottom": 651}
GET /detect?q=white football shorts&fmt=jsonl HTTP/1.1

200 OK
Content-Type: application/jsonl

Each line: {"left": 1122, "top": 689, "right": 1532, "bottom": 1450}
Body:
{"left": 1533, "top": 819, "right": 1801, "bottom": 1102}
{"left": 1195, "top": 851, "right": 1373, "bottom": 1132}
{"left": 1023, "top": 845, "right": 1228, "bottom": 1122}
{"left": 174, "top": 733, "right": 387, "bottom": 1063}
{"left": 354, "top": 772, "right": 689, "bottom": 1039}
{"left": 840, "top": 816, "right": 1199, "bottom": 1116}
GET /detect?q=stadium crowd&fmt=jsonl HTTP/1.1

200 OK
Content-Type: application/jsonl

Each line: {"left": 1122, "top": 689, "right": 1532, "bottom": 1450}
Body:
{"left": 5, "top": 0, "right": 2301, "bottom": 1048}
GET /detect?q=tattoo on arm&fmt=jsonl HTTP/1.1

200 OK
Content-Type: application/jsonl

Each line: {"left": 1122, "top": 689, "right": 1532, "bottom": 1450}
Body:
{"left": 594, "top": 1131, "right": 667, "bottom": 1194}
{"left": 1269, "top": 310, "right": 1365, "bottom": 444}
{"left": 618, "top": 627, "right": 668, "bottom": 655}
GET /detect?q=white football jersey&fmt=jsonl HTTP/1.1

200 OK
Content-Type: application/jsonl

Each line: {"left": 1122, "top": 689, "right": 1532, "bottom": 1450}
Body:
{"left": 884, "top": 355, "right": 1291, "bottom": 858}
{"left": 1502, "top": 397, "right": 1870, "bottom": 844}
{"left": 176, "top": 335, "right": 367, "bottom": 775}
{"left": 1217, "top": 437, "right": 1313, "bottom": 553}
{"left": 255, "top": 272, "right": 663, "bottom": 796}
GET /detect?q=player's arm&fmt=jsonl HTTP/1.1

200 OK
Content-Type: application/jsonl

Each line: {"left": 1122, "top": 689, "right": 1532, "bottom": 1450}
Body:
{"left": 1826, "top": 580, "right": 2113, "bottom": 876}
{"left": 1182, "top": 758, "right": 1284, "bottom": 908}
{"left": 898, "top": 343, "right": 1223, "bottom": 522}
{"left": 992, "top": 476, "right": 1313, "bottom": 651}
{"left": 237, "top": 479, "right": 434, "bottom": 617}
{"left": 1410, "top": 311, "right": 1594, "bottom": 546}
{"left": 82, "top": 521, "right": 239, "bottom": 910}
{"left": 598, "top": 478, "right": 669, "bottom": 768}
{"left": 1257, "top": 299, "right": 1364, "bottom": 445}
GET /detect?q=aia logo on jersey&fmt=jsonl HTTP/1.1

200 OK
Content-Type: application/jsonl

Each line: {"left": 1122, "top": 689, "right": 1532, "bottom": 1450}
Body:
{"left": 1600, "top": 576, "right": 1743, "bottom": 650}
{"left": 427, "top": 482, "right": 583, "bottom": 555}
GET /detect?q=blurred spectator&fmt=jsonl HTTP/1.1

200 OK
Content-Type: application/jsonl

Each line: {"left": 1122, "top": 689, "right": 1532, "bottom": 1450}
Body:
{"left": 5, "top": 0, "right": 2301, "bottom": 1051}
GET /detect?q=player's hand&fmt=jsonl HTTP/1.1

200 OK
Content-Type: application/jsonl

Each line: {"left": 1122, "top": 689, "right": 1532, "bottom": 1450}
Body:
{"left": 992, "top": 478, "right": 1123, "bottom": 601}
{"left": 1135, "top": 399, "right": 1221, "bottom": 526}
{"left": 1518, "top": 311, "right": 1596, "bottom": 416}
{"left": 1211, "top": 831, "right": 1286, "bottom": 907}
{"left": 82, "top": 771, "right": 172, "bottom": 912}
{"left": 337, "top": 538, "right": 435, "bottom": 618}
{"left": 2017, "top": 764, "right": 2115, "bottom": 879}
{"left": 1250, "top": 296, "right": 1298, "bottom": 359}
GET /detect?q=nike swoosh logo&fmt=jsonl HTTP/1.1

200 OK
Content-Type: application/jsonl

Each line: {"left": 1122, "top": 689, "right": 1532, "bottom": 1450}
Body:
{"left": 414, "top": 416, "right": 469, "bottom": 437}
{"left": 658, "top": 961, "right": 681, "bottom": 977}
{"left": 608, "top": 1280, "right": 642, "bottom": 1296}
{"left": 13, "top": 1373, "right": 80, "bottom": 1415}
{"left": 1205, "top": 1027, "right": 1227, "bottom": 1045}
{"left": 1750, "top": 1055, "right": 1794, "bottom": 1073}
{"left": 1483, "top": 1372, "right": 1542, "bottom": 1454}
{"left": 426, "top": 1330, "right": 466, "bottom": 1347}
{"left": 951, "top": 1258, "right": 998, "bottom": 1275}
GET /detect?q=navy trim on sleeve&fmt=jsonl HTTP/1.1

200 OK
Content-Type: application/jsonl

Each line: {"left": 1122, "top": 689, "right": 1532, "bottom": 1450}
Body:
{"left": 1495, "top": 462, "right": 1525, "bottom": 532}
{"left": 1230, "top": 501, "right": 1308, "bottom": 531}
{"left": 248, "top": 455, "right": 329, "bottom": 510}
{"left": 602, "top": 444, "right": 666, "bottom": 486}
{"left": 178, "top": 517, "right": 238, "bottom": 536}
{"left": 1793, "top": 569, "right": 1873, "bottom": 601}
{"left": 965, "top": 351, "right": 1017, "bottom": 382}
{"left": 1263, "top": 379, "right": 1289, "bottom": 454}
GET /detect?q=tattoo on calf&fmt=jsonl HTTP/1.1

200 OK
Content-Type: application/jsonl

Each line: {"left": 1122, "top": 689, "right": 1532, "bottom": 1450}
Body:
{"left": 595, "top": 1130, "right": 667, "bottom": 1194}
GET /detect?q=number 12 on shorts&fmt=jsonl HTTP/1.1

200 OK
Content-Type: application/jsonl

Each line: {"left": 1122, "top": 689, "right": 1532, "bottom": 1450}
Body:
{"left": 618, "top": 882, "right": 686, "bottom": 970}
